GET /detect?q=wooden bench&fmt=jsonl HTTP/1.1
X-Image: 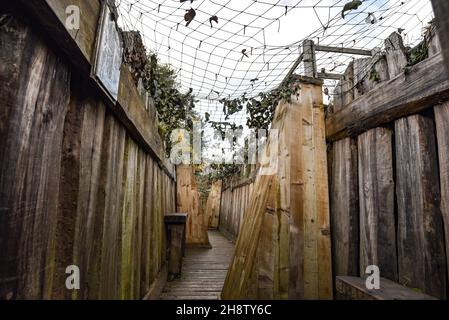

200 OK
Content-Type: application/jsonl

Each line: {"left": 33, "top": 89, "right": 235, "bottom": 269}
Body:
{"left": 336, "top": 276, "right": 437, "bottom": 300}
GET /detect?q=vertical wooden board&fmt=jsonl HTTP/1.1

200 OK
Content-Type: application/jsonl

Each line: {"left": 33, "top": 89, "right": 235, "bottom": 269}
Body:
{"left": 133, "top": 149, "right": 145, "bottom": 298}
{"left": 68, "top": 97, "right": 106, "bottom": 300}
{"left": 385, "top": 32, "right": 408, "bottom": 78}
{"left": 142, "top": 156, "right": 154, "bottom": 295}
{"left": 298, "top": 85, "right": 316, "bottom": 299}
{"left": 0, "top": 15, "right": 70, "bottom": 299}
{"left": 332, "top": 80, "right": 343, "bottom": 112}
{"left": 120, "top": 137, "right": 139, "bottom": 299}
{"left": 330, "top": 138, "right": 359, "bottom": 277}
{"left": 358, "top": 128, "right": 397, "bottom": 281}
{"left": 341, "top": 62, "right": 354, "bottom": 107}
{"left": 99, "top": 116, "right": 125, "bottom": 299}
{"left": 151, "top": 162, "right": 160, "bottom": 281}
{"left": 395, "top": 115, "right": 446, "bottom": 298}
{"left": 353, "top": 58, "right": 372, "bottom": 99}
{"left": 434, "top": 102, "right": 449, "bottom": 284}
{"left": 313, "top": 98, "right": 333, "bottom": 299}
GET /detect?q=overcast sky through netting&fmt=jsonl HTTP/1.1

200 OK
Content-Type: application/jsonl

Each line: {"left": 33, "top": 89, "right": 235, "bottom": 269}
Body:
{"left": 117, "top": 0, "right": 434, "bottom": 127}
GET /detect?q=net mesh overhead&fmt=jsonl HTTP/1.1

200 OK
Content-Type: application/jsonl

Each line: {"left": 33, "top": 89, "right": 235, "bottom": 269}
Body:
{"left": 116, "top": 0, "right": 435, "bottom": 126}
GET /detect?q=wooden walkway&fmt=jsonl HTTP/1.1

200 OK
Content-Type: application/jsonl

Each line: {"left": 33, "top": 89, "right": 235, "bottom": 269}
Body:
{"left": 160, "top": 230, "right": 234, "bottom": 300}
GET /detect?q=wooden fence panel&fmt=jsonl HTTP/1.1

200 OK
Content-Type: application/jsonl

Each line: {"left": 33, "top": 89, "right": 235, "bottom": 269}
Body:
{"left": 0, "top": 12, "right": 176, "bottom": 300}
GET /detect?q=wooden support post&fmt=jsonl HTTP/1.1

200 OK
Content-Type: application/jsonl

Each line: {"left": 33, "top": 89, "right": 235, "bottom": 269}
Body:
{"left": 358, "top": 128, "right": 397, "bottom": 281}
{"left": 434, "top": 102, "right": 449, "bottom": 287}
{"left": 431, "top": 0, "right": 449, "bottom": 72}
{"left": 330, "top": 138, "right": 359, "bottom": 277}
{"left": 165, "top": 213, "right": 188, "bottom": 281}
{"left": 222, "top": 76, "right": 332, "bottom": 300}
{"left": 395, "top": 115, "right": 447, "bottom": 299}
{"left": 288, "top": 77, "right": 333, "bottom": 299}
{"left": 303, "top": 40, "right": 317, "bottom": 78}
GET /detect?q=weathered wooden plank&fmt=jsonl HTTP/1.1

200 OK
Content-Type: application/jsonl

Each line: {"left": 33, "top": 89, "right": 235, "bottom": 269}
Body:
{"left": 330, "top": 138, "right": 359, "bottom": 277}
{"left": 336, "top": 276, "right": 438, "bottom": 300}
{"left": 205, "top": 180, "right": 222, "bottom": 229}
{"left": 395, "top": 115, "right": 446, "bottom": 299}
{"left": 99, "top": 115, "right": 126, "bottom": 300}
{"left": 45, "top": 0, "right": 101, "bottom": 62}
{"left": 384, "top": 32, "right": 408, "bottom": 78}
{"left": 160, "top": 231, "right": 234, "bottom": 300}
{"left": 221, "top": 175, "right": 274, "bottom": 299}
{"left": 0, "top": 15, "right": 70, "bottom": 299}
{"left": 176, "top": 165, "right": 210, "bottom": 247}
{"left": 434, "top": 102, "right": 449, "bottom": 285}
{"left": 358, "top": 128, "right": 397, "bottom": 281}
{"left": 341, "top": 61, "right": 354, "bottom": 107}
{"left": 431, "top": 0, "right": 449, "bottom": 72}
{"left": 15, "top": 0, "right": 175, "bottom": 178}
{"left": 326, "top": 53, "right": 449, "bottom": 141}
{"left": 71, "top": 94, "right": 107, "bottom": 300}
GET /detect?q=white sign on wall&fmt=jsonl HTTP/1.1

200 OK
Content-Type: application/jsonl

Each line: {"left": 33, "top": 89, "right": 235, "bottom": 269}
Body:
{"left": 93, "top": 4, "right": 122, "bottom": 101}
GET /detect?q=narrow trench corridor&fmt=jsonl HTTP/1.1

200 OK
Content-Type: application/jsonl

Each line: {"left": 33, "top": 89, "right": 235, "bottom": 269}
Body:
{"left": 160, "top": 231, "right": 234, "bottom": 300}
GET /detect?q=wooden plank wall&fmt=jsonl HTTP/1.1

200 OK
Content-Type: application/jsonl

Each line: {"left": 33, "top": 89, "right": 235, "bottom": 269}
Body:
{"left": 328, "top": 31, "right": 448, "bottom": 299}
{"left": 222, "top": 78, "right": 333, "bottom": 299}
{"left": 205, "top": 180, "right": 222, "bottom": 229}
{"left": 219, "top": 180, "right": 254, "bottom": 241}
{"left": 176, "top": 165, "right": 210, "bottom": 247}
{"left": 0, "top": 7, "right": 176, "bottom": 300}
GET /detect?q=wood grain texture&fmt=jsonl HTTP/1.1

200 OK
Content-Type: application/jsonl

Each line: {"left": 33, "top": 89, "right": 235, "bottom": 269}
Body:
{"left": 326, "top": 53, "right": 449, "bottom": 141}
{"left": 330, "top": 138, "right": 359, "bottom": 277}
{"left": 219, "top": 181, "right": 254, "bottom": 240}
{"left": 431, "top": 0, "right": 449, "bottom": 72}
{"left": 395, "top": 115, "right": 447, "bottom": 299}
{"left": 384, "top": 32, "right": 408, "bottom": 78}
{"left": 222, "top": 79, "right": 332, "bottom": 300}
{"left": 336, "top": 276, "right": 437, "bottom": 300}
{"left": 358, "top": 128, "right": 397, "bottom": 281}
{"left": 0, "top": 16, "right": 70, "bottom": 299}
{"left": 205, "top": 180, "right": 222, "bottom": 229}
{"left": 160, "top": 231, "right": 234, "bottom": 300}
{"left": 176, "top": 165, "right": 210, "bottom": 247}
{"left": 0, "top": 13, "right": 176, "bottom": 300}
{"left": 434, "top": 102, "right": 449, "bottom": 285}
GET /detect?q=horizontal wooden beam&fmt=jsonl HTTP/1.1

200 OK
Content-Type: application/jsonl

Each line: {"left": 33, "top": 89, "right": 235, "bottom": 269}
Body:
{"left": 326, "top": 53, "right": 449, "bottom": 141}
{"left": 318, "top": 72, "right": 343, "bottom": 80}
{"left": 315, "top": 45, "right": 373, "bottom": 56}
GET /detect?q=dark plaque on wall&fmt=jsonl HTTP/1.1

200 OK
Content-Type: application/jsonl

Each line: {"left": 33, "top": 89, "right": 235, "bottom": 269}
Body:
{"left": 93, "top": 3, "right": 123, "bottom": 101}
